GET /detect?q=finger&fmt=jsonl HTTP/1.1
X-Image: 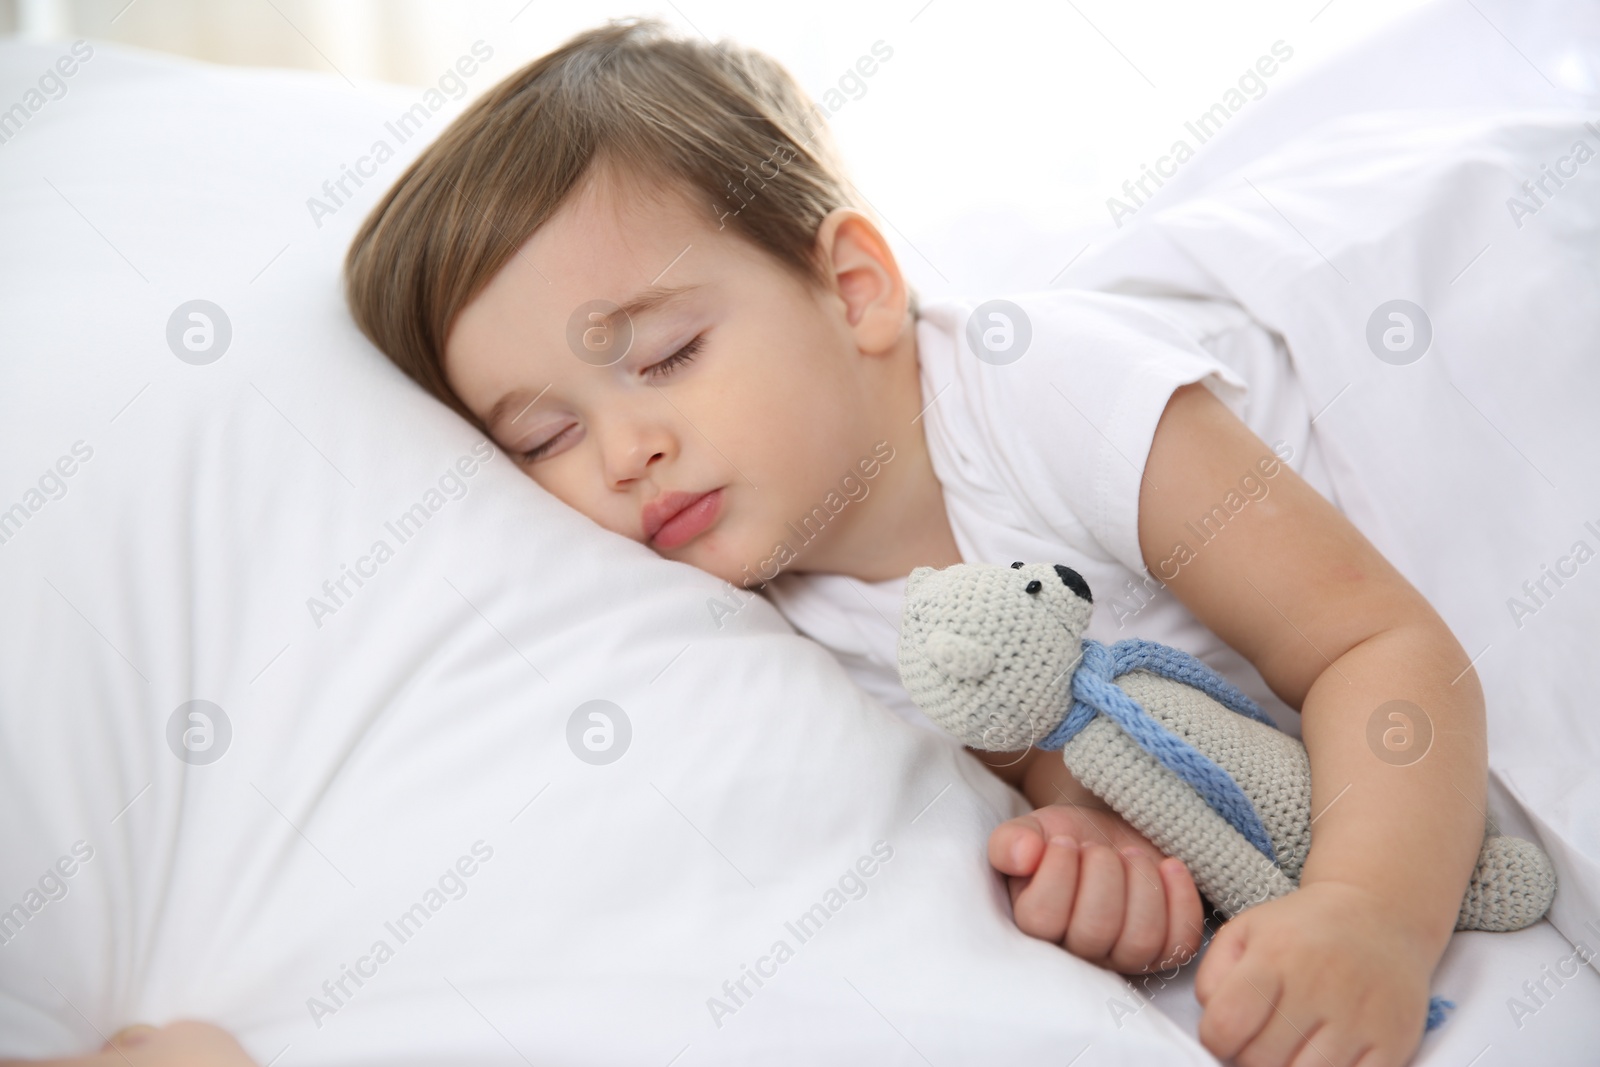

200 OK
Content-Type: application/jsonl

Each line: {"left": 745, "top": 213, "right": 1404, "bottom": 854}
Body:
{"left": 1290, "top": 1023, "right": 1361, "bottom": 1067}
{"left": 1065, "top": 842, "right": 1125, "bottom": 962}
{"left": 1158, "top": 857, "right": 1205, "bottom": 970}
{"left": 1010, "top": 835, "right": 1081, "bottom": 942}
{"left": 1348, "top": 1046, "right": 1390, "bottom": 1067}
{"left": 988, "top": 815, "right": 1047, "bottom": 878}
{"left": 104, "top": 1024, "right": 159, "bottom": 1051}
{"left": 1109, "top": 847, "right": 1168, "bottom": 973}
{"left": 1194, "top": 921, "right": 1246, "bottom": 1006}
{"left": 1235, "top": 1007, "right": 1314, "bottom": 1067}
{"left": 1198, "top": 963, "right": 1281, "bottom": 1061}
{"left": 1006, "top": 869, "right": 1025, "bottom": 912}
{"left": 163, "top": 1020, "right": 255, "bottom": 1056}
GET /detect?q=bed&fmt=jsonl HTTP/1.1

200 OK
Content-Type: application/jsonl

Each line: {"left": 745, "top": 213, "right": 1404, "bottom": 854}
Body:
{"left": 2, "top": 2, "right": 1597, "bottom": 1063}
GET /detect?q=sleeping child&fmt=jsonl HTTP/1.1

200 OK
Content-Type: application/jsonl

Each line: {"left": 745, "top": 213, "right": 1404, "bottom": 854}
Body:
{"left": 333, "top": 17, "right": 1491, "bottom": 1067}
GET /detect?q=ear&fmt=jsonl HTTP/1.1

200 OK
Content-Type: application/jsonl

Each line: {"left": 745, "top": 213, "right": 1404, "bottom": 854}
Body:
{"left": 813, "top": 206, "right": 908, "bottom": 356}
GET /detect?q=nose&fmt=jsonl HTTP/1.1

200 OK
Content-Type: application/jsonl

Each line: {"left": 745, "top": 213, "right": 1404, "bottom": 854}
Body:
{"left": 599, "top": 407, "right": 674, "bottom": 488}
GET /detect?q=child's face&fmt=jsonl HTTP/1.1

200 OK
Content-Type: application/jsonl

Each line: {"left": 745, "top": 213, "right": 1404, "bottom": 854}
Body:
{"left": 445, "top": 165, "right": 911, "bottom": 589}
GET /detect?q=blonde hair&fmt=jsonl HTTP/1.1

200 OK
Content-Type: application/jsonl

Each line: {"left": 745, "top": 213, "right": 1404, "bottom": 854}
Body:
{"left": 345, "top": 16, "right": 914, "bottom": 430}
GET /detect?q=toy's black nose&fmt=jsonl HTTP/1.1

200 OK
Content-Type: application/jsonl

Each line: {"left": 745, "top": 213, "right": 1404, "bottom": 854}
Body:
{"left": 1054, "top": 564, "right": 1092, "bottom": 603}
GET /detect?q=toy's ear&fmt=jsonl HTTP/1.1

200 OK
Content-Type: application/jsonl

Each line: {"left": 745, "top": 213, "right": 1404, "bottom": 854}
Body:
{"left": 905, "top": 566, "right": 936, "bottom": 600}
{"left": 1054, "top": 564, "right": 1092, "bottom": 603}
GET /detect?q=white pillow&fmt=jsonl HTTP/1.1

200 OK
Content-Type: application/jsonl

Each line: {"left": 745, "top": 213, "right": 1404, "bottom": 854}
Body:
{"left": 0, "top": 40, "right": 1215, "bottom": 1064}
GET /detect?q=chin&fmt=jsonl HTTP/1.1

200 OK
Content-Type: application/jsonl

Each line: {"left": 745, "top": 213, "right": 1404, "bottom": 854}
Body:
{"left": 691, "top": 547, "right": 749, "bottom": 588}
{"left": 691, "top": 534, "right": 770, "bottom": 590}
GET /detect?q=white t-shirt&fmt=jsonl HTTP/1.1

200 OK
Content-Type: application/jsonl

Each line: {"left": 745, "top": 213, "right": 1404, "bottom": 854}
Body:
{"left": 760, "top": 289, "right": 1338, "bottom": 739}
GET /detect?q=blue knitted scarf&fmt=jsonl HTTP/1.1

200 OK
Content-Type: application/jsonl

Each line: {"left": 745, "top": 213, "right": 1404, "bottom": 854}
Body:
{"left": 1036, "top": 637, "right": 1280, "bottom": 861}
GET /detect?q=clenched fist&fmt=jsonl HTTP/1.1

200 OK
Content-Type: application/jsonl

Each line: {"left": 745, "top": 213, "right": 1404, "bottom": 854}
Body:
{"left": 990, "top": 803, "right": 1205, "bottom": 974}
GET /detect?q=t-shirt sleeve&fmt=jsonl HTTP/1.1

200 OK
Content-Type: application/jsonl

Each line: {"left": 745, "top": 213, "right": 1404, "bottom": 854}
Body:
{"left": 967, "top": 290, "right": 1250, "bottom": 576}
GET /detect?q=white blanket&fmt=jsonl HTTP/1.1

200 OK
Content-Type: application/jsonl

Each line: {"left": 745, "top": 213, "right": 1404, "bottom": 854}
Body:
{"left": 1067, "top": 104, "right": 1600, "bottom": 961}
{"left": 1053, "top": 2, "right": 1600, "bottom": 1058}
{"left": 1063, "top": 90, "right": 1600, "bottom": 1067}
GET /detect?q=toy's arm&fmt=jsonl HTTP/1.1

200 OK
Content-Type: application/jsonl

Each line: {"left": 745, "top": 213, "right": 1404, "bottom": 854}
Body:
{"left": 1138, "top": 383, "right": 1487, "bottom": 970}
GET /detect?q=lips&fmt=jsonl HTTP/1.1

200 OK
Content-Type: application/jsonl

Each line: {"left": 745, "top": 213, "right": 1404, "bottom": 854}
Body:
{"left": 642, "top": 487, "right": 723, "bottom": 549}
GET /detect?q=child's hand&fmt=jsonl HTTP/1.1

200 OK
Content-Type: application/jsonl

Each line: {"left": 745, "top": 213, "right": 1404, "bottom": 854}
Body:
{"left": 0, "top": 1022, "right": 259, "bottom": 1067}
{"left": 1196, "top": 882, "right": 1431, "bottom": 1067}
{"left": 989, "top": 803, "right": 1204, "bottom": 974}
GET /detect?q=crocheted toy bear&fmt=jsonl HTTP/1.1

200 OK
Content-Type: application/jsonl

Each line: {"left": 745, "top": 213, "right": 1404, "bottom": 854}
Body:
{"left": 897, "top": 560, "right": 1557, "bottom": 933}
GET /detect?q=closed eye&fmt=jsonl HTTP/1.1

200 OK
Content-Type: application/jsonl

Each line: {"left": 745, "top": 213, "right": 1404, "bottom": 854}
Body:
{"left": 646, "top": 334, "right": 705, "bottom": 380}
{"left": 515, "top": 335, "right": 707, "bottom": 464}
{"left": 516, "top": 427, "right": 569, "bottom": 463}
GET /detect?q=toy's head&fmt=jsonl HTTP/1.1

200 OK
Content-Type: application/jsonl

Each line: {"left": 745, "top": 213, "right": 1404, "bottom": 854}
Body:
{"left": 897, "top": 561, "right": 1093, "bottom": 751}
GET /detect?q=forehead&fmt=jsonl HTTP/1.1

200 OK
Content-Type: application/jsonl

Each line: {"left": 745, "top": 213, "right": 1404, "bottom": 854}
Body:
{"left": 529, "top": 164, "right": 711, "bottom": 291}
{"left": 443, "top": 166, "right": 731, "bottom": 404}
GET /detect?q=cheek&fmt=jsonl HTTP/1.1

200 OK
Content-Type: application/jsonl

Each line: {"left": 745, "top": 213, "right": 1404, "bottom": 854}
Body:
{"left": 705, "top": 341, "right": 853, "bottom": 466}
{"left": 723, "top": 386, "right": 848, "bottom": 509}
{"left": 710, "top": 379, "right": 861, "bottom": 550}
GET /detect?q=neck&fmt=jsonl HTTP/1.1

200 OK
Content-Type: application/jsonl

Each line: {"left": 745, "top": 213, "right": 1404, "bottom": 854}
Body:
{"left": 790, "top": 316, "right": 963, "bottom": 583}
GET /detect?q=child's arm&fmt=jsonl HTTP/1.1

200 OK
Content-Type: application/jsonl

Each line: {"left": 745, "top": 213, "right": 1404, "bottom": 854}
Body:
{"left": 1139, "top": 382, "right": 1486, "bottom": 1067}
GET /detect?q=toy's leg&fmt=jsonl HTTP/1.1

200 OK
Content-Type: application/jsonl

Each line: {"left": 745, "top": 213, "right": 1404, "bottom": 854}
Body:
{"left": 1456, "top": 834, "right": 1556, "bottom": 932}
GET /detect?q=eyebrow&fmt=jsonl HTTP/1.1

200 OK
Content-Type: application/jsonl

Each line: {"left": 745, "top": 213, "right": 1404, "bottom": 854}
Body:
{"left": 614, "top": 282, "right": 698, "bottom": 321}
{"left": 483, "top": 283, "right": 700, "bottom": 433}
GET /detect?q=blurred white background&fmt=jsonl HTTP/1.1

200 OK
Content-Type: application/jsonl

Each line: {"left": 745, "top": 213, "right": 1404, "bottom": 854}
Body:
{"left": 1, "top": 0, "right": 1439, "bottom": 300}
